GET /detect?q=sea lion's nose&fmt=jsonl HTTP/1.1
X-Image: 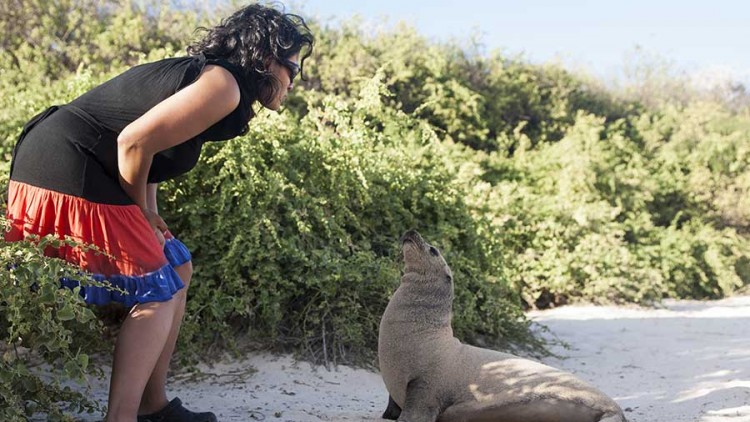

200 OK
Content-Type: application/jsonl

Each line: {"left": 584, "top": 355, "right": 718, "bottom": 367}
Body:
{"left": 400, "top": 229, "right": 422, "bottom": 245}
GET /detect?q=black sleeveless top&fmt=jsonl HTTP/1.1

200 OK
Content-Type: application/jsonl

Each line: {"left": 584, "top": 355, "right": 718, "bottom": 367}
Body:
{"left": 10, "top": 54, "right": 253, "bottom": 204}
{"left": 71, "top": 53, "right": 253, "bottom": 182}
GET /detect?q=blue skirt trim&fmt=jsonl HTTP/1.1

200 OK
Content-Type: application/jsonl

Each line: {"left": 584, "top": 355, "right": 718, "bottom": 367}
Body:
{"left": 164, "top": 237, "right": 192, "bottom": 267}
{"left": 62, "top": 265, "right": 185, "bottom": 307}
{"left": 61, "top": 238, "right": 192, "bottom": 307}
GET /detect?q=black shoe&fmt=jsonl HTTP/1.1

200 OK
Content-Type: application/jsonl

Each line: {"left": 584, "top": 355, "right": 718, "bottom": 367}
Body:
{"left": 137, "top": 397, "right": 217, "bottom": 422}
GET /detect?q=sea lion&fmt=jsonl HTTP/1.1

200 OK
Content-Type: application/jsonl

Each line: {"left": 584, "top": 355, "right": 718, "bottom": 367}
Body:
{"left": 378, "top": 229, "right": 626, "bottom": 422}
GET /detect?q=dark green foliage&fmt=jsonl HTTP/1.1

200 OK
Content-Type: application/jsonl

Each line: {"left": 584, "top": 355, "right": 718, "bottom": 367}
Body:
{"left": 164, "top": 84, "right": 539, "bottom": 364}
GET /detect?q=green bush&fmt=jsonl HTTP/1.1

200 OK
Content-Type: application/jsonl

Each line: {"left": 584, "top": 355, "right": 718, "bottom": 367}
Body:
{"left": 473, "top": 111, "right": 750, "bottom": 305}
{"left": 303, "top": 22, "right": 639, "bottom": 153}
{"left": 164, "top": 77, "right": 539, "bottom": 364}
{"left": 1, "top": 168, "right": 109, "bottom": 420}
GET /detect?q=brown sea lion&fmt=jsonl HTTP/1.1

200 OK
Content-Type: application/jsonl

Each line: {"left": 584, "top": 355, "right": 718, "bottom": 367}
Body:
{"left": 378, "top": 230, "right": 626, "bottom": 422}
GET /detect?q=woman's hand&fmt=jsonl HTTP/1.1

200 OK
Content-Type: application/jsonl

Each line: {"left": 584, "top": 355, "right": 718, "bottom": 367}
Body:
{"left": 142, "top": 208, "right": 168, "bottom": 246}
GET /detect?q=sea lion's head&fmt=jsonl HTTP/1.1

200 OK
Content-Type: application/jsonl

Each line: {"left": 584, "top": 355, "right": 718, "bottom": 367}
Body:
{"left": 400, "top": 229, "right": 453, "bottom": 285}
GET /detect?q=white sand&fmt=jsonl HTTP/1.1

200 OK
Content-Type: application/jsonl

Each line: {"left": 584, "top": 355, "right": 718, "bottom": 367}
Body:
{"left": 529, "top": 296, "right": 750, "bottom": 422}
{"left": 71, "top": 296, "right": 750, "bottom": 422}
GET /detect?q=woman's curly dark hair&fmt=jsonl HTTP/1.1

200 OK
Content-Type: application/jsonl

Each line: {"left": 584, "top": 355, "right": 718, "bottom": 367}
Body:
{"left": 187, "top": 3, "right": 314, "bottom": 110}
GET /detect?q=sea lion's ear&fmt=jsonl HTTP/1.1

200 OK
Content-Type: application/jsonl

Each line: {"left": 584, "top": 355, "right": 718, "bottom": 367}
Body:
{"left": 429, "top": 246, "right": 439, "bottom": 257}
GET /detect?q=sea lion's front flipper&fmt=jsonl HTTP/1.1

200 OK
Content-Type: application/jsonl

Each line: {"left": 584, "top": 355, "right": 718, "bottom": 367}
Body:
{"left": 397, "top": 378, "right": 440, "bottom": 422}
{"left": 382, "top": 395, "right": 402, "bottom": 420}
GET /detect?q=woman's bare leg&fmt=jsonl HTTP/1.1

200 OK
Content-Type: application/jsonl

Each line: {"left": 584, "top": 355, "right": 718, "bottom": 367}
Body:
{"left": 138, "top": 261, "right": 193, "bottom": 415}
{"left": 105, "top": 297, "right": 179, "bottom": 422}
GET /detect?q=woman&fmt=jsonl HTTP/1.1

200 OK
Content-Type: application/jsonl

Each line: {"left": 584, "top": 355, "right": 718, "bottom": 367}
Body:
{"left": 5, "top": 4, "right": 313, "bottom": 422}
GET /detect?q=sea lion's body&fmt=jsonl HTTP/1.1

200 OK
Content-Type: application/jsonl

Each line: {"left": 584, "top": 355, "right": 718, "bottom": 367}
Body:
{"left": 378, "top": 230, "right": 626, "bottom": 422}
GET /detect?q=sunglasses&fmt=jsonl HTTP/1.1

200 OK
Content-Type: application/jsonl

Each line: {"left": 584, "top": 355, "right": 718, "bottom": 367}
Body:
{"left": 280, "top": 59, "right": 300, "bottom": 82}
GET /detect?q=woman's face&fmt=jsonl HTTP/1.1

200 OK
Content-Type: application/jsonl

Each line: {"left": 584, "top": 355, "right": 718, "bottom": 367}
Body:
{"left": 261, "top": 52, "right": 301, "bottom": 111}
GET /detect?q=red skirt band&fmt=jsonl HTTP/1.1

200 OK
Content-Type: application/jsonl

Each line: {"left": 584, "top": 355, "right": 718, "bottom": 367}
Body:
{"left": 5, "top": 180, "right": 189, "bottom": 306}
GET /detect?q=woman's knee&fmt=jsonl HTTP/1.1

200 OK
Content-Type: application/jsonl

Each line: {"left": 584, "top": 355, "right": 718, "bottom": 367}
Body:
{"left": 174, "top": 260, "right": 193, "bottom": 288}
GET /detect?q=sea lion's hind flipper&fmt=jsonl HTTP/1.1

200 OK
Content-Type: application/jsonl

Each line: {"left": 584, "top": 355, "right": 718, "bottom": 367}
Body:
{"left": 441, "top": 398, "right": 618, "bottom": 422}
{"left": 397, "top": 378, "right": 440, "bottom": 422}
{"left": 599, "top": 413, "right": 627, "bottom": 422}
{"left": 382, "top": 395, "right": 402, "bottom": 420}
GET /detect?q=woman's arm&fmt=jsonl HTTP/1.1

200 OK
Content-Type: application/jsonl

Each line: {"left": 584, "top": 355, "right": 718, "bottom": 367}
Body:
{"left": 117, "top": 64, "right": 240, "bottom": 210}
{"left": 145, "top": 183, "right": 166, "bottom": 245}
{"left": 146, "top": 183, "right": 159, "bottom": 213}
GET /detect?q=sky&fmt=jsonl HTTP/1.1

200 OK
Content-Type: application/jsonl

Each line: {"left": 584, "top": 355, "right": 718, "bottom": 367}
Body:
{"left": 297, "top": 0, "right": 750, "bottom": 87}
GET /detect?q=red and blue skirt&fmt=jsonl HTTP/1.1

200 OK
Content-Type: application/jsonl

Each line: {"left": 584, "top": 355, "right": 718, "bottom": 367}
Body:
{"left": 5, "top": 106, "right": 189, "bottom": 307}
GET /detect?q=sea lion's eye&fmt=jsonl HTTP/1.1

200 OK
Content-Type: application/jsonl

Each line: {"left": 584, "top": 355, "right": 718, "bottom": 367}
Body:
{"left": 429, "top": 246, "right": 439, "bottom": 257}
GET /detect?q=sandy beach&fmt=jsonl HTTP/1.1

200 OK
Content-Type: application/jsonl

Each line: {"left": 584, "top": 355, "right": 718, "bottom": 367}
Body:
{"left": 69, "top": 296, "right": 750, "bottom": 422}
